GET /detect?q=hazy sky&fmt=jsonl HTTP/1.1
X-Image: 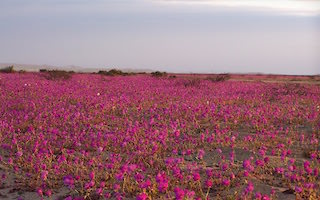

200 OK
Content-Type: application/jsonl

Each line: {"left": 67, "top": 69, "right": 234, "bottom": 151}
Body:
{"left": 0, "top": 0, "right": 319, "bottom": 74}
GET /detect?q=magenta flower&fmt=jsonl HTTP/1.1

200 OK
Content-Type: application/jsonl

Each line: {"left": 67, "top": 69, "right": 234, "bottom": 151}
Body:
{"left": 198, "top": 149, "right": 205, "bottom": 160}
{"left": 193, "top": 172, "right": 200, "bottom": 181}
{"left": 89, "top": 171, "right": 95, "bottom": 180}
{"left": 205, "top": 179, "right": 213, "bottom": 188}
{"left": 64, "top": 196, "right": 73, "bottom": 200}
{"left": 63, "top": 175, "right": 74, "bottom": 188}
{"left": 37, "top": 188, "right": 43, "bottom": 197}
{"left": 136, "top": 193, "right": 148, "bottom": 200}
{"left": 244, "top": 182, "right": 254, "bottom": 194}
{"left": 295, "top": 186, "right": 303, "bottom": 193}
{"left": 40, "top": 170, "right": 48, "bottom": 181}
{"left": 174, "top": 187, "right": 185, "bottom": 200}
{"left": 16, "top": 151, "right": 23, "bottom": 158}
{"left": 158, "top": 181, "right": 168, "bottom": 193}
{"left": 222, "top": 179, "right": 230, "bottom": 186}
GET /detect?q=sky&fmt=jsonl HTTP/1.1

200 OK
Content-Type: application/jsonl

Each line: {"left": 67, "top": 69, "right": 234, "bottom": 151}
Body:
{"left": 0, "top": 0, "right": 319, "bottom": 75}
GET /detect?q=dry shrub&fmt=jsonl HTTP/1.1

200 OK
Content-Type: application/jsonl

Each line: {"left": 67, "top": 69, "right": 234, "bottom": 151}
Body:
{"left": 0, "top": 66, "right": 15, "bottom": 73}
{"left": 98, "top": 69, "right": 132, "bottom": 76}
{"left": 151, "top": 71, "right": 167, "bottom": 77}
{"left": 182, "top": 78, "right": 201, "bottom": 87}
{"left": 42, "top": 70, "right": 73, "bottom": 80}
{"left": 207, "top": 74, "right": 230, "bottom": 82}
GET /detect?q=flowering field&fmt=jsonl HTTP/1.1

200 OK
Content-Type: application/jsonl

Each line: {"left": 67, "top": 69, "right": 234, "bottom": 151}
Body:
{"left": 0, "top": 73, "right": 319, "bottom": 200}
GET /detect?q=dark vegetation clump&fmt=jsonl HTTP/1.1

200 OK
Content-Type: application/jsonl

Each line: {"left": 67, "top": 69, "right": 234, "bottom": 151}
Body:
{"left": 98, "top": 69, "right": 134, "bottom": 76}
{"left": 207, "top": 73, "right": 230, "bottom": 82}
{"left": 151, "top": 71, "right": 167, "bottom": 77}
{"left": 182, "top": 78, "right": 201, "bottom": 87}
{"left": 309, "top": 75, "right": 320, "bottom": 82}
{"left": 0, "top": 66, "right": 15, "bottom": 73}
{"left": 41, "top": 69, "right": 73, "bottom": 80}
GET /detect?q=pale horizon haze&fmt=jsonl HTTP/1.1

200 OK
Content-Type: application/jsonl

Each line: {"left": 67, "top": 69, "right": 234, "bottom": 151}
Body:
{"left": 0, "top": 0, "right": 320, "bottom": 75}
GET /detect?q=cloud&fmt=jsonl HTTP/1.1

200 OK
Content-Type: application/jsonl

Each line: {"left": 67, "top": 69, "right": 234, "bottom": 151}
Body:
{"left": 154, "top": 0, "right": 320, "bottom": 16}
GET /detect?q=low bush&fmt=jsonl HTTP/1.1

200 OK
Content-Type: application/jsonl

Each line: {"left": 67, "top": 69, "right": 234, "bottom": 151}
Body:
{"left": 42, "top": 70, "right": 73, "bottom": 80}
{"left": 207, "top": 73, "right": 230, "bottom": 82}
{"left": 0, "top": 66, "right": 15, "bottom": 73}
{"left": 151, "top": 71, "right": 167, "bottom": 77}
{"left": 98, "top": 69, "right": 130, "bottom": 76}
{"left": 182, "top": 78, "right": 201, "bottom": 87}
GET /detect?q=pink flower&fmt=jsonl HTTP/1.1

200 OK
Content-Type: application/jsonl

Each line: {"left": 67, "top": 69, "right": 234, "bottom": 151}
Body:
{"left": 174, "top": 187, "right": 185, "bottom": 200}
{"left": 230, "top": 173, "right": 235, "bottom": 179}
{"left": 243, "top": 159, "right": 251, "bottom": 170}
{"left": 140, "top": 179, "right": 151, "bottom": 189}
{"left": 63, "top": 175, "right": 74, "bottom": 187}
{"left": 222, "top": 179, "right": 230, "bottom": 186}
{"left": 7, "top": 158, "right": 13, "bottom": 165}
{"left": 193, "top": 172, "right": 200, "bottom": 181}
{"left": 89, "top": 171, "right": 95, "bottom": 180}
{"left": 16, "top": 151, "right": 23, "bottom": 158}
{"left": 262, "top": 195, "right": 270, "bottom": 200}
{"left": 95, "top": 188, "right": 102, "bottom": 195}
{"left": 310, "top": 152, "right": 317, "bottom": 160}
{"left": 222, "top": 163, "right": 228, "bottom": 171}
{"left": 156, "top": 172, "right": 168, "bottom": 193}
{"left": 136, "top": 193, "right": 148, "bottom": 200}
{"left": 158, "top": 181, "right": 168, "bottom": 193}
{"left": 205, "top": 179, "right": 213, "bottom": 188}
{"left": 295, "top": 186, "right": 303, "bottom": 193}
{"left": 100, "top": 182, "right": 106, "bottom": 188}
{"left": 243, "top": 170, "right": 249, "bottom": 177}
{"left": 206, "top": 168, "right": 213, "bottom": 178}
{"left": 258, "top": 149, "right": 265, "bottom": 157}
{"left": 255, "top": 192, "right": 262, "bottom": 199}
{"left": 41, "top": 170, "right": 48, "bottom": 181}
{"left": 97, "top": 146, "right": 103, "bottom": 153}
{"left": 255, "top": 159, "right": 264, "bottom": 167}
{"left": 185, "top": 190, "right": 195, "bottom": 198}
{"left": 245, "top": 182, "right": 254, "bottom": 194}
{"left": 37, "top": 188, "right": 43, "bottom": 197}
{"left": 45, "top": 190, "right": 52, "bottom": 197}
{"left": 114, "top": 184, "right": 121, "bottom": 191}
{"left": 314, "top": 168, "right": 319, "bottom": 176}
{"left": 198, "top": 149, "right": 205, "bottom": 160}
